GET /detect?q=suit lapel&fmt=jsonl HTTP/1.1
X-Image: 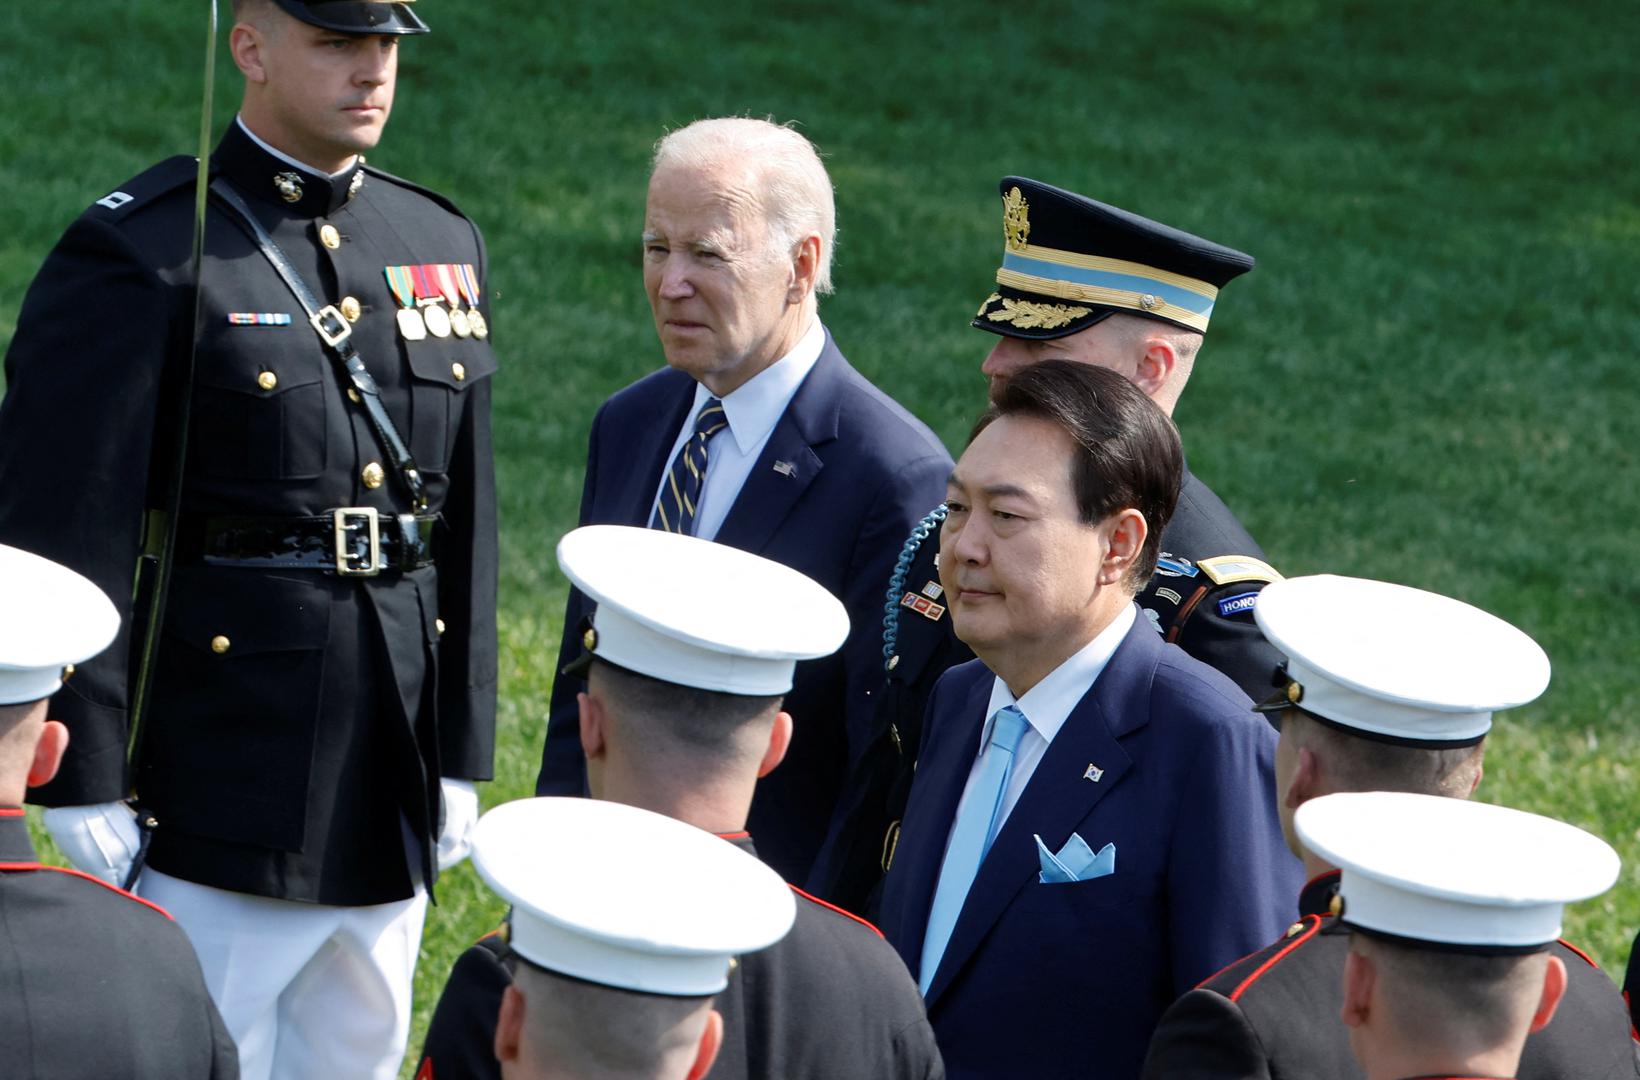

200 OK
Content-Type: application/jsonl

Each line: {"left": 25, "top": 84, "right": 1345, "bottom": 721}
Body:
{"left": 924, "top": 620, "right": 1161, "bottom": 1006}
{"left": 616, "top": 379, "right": 696, "bottom": 526}
{"left": 712, "top": 335, "right": 844, "bottom": 554}
{"left": 883, "top": 669, "right": 990, "bottom": 973}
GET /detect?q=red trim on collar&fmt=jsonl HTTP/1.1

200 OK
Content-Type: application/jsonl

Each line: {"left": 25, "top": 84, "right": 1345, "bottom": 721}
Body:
{"left": 715, "top": 831, "right": 751, "bottom": 841}
{"left": 1556, "top": 937, "right": 1599, "bottom": 969}
{"left": 0, "top": 862, "right": 174, "bottom": 920}
{"left": 415, "top": 1057, "right": 435, "bottom": 1080}
{"left": 0, "top": 808, "right": 25, "bottom": 817}
{"left": 1303, "top": 869, "right": 1340, "bottom": 893}
{"left": 1228, "top": 914, "right": 1323, "bottom": 1002}
{"left": 787, "top": 884, "right": 885, "bottom": 939}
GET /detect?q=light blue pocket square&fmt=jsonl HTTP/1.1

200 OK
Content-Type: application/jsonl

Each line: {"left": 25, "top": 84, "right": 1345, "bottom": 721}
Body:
{"left": 1034, "top": 832, "right": 1116, "bottom": 884}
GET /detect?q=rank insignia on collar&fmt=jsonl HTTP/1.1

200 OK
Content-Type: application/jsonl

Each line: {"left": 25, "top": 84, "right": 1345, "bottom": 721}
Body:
{"left": 1002, "top": 185, "right": 1031, "bottom": 251}
{"left": 348, "top": 171, "right": 364, "bottom": 199}
{"left": 273, "top": 171, "right": 303, "bottom": 203}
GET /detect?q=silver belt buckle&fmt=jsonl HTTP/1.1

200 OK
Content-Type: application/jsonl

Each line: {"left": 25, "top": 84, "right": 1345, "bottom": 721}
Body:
{"left": 332, "top": 507, "right": 381, "bottom": 576}
{"left": 311, "top": 305, "right": 353, "bottom": 348}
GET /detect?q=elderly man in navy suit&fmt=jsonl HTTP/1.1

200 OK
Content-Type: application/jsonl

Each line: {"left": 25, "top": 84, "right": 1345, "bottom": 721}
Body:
{"left": 876, "top": 360, "right": 1300, "bottom": 1080}
{"left": 536, "top": 117, "right": 952, "bottom": 883}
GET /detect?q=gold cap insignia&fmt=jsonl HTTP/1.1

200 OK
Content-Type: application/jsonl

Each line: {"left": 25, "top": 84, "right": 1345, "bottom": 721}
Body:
{"left": 1286, "top": 679, "right": 1304, "bottom": 705}
{"left": 274, "top": 171, "right": 303, "bottom": 204}
{"left": 985, "top": 297, "right": 1092, "bottom": 331}
{"left": 976, "top": 292, "right": 1002, "bottom": 319}
{"left": 1329, "top": 893, "right": 1343, "bottom": 917}
{"left": 583, "top": 627, "right": 599, "bottom": 652}
{"left": 1002, "top": 186, "right": 1031, "bottom": 252}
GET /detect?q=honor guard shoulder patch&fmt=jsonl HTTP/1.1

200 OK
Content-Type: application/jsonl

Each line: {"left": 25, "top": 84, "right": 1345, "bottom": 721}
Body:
{"left": 1197, "top": 555, "right": 1282, "bottom": 586}
{"left": 1216, "top": 591, "right": 1260, "bottom": 618}
{"left": 88, "top": 155, "right": 198, "bottom": 222}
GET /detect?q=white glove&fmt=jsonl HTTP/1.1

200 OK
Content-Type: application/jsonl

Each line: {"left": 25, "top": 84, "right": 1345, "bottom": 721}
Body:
{"left": 42, "top": 802, "right": 142, "bottom": 887}
{"left": 436, "top": 779, "right": 480, "bottom": 871}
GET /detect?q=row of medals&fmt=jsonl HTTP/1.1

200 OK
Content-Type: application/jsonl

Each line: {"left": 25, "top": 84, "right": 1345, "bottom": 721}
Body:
{"left": 397, "top": 301, "right": 489, "bottom": 342}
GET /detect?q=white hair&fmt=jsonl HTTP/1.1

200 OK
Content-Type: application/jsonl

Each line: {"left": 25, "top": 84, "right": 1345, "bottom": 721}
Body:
{"left": 652, "top": 117, "right": 838, "bottom": 295}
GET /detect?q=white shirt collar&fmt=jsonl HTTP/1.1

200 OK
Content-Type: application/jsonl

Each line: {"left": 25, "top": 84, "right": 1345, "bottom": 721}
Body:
{"left": 691, "top": 317, "right": 825, "bottom": 456}
{"left": 983, "top": 603, "right": 1138, "bottom": 746}
{"left": 236, "top": 115, "right": 358, "bottom": 179}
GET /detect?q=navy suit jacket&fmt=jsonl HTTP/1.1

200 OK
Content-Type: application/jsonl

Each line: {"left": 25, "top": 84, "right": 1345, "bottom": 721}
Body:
{"left": 877, "top": 617, "right": 1303, "bottom": 1080}
{"left": 537, "top": 331, "right": 952, "bottom": 881}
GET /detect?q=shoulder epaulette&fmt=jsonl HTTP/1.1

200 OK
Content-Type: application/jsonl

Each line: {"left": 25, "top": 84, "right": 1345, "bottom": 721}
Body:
{"left": 86, "top": 155, "right": 198, "bottom": 221}
{"left": 788, "top": 883, "right": 886, "bottom": 939}
{"left": 1198, "top": 555, "right": 1282, "bottom": 587}
{"left": 360, "top": 162, "right": 471, "bottom": 220}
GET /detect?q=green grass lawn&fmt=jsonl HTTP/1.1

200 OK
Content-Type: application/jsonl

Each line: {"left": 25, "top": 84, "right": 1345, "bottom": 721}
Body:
{"left": 4, "top": 2, "right": 1637, "bottom": 1074}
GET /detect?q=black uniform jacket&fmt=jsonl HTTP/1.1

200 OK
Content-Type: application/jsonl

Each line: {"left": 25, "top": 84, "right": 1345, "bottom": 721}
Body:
{"left": 0, "top": 808, "right": 239, "bottom": 1078}
{"left": 0, "top": 122, "right": 498, "bottom": 904}
{"left": 416, "top": 834, "right": 944, "bottom": 1080}
{"left": 809, "top": 466, "right": 1282, "bottom": 910}
{"left": 1625, "top": 929, "right": 1638, "bottom": 1037}
{"left": 1140, "top": 871, "right": 1640, "bottom": 1080}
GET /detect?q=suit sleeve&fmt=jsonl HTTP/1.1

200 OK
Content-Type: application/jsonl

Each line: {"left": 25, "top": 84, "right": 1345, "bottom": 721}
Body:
{"left": 535, "top": 400, "right": 609, "bottom": 796}
{"left": 0, "top": 216, "right": 177, "bottom": 805}
{"left": 419, "top": 936, "right": 510, "bottom": 1080}
{"left": 840, "top": 451, "right": 952, "bottom": 764}
{"left": 434, "top": 226, "right": 498, "bottom": 780}
{"left": 1140, "top": 988, "right": 1273, "bottom": 1080}
{"left": 1165, "top": 713, "right": 1300, "bottom": 992}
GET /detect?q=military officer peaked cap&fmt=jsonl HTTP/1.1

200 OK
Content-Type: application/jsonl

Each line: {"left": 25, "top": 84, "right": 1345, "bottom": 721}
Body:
{"left": 0, "top": 545, "right": 119, "bottom": 706}
{"left": 557, "top": 525, "right": 850, "bottom": 696}
{"left": 269, "top": 0, "right": 429, "bottom": 34}
{"left": 473, "top": 798, "right": 796, "bottom": 996}
{"left": 1253, "top": 574, "right": 1550, "bottom": 747}
{"left": 973, "top": 176, "right": 1254, "bottom": 340}
{"left": 1296, "top": 792, "right": 1620, "bottom": 953}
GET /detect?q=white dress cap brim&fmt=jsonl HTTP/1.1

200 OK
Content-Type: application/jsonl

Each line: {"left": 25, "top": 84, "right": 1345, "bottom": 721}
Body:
{"left": 556, "top": 525, "right": 849, "bottom": 695}
{"left": 1255, "top": 575, "right": 1550, "bottom": 744}
{"left": 473, "top": 797, "right": 796, "bottom": 997}
{"left": 0, "top": 544, "right": 120, "bottom": 705}
{"left": 1295, "top": 791, "right": 1620, "bottom": 949}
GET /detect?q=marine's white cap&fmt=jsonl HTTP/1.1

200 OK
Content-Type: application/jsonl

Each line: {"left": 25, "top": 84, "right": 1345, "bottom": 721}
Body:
{"left": 1254, "top": 575, "right": 1550, "bottom": 746}
{"left": 1296, "top": 791, "right": 1620, "bottom": 951}
{"left": 556, "top": 525, "right": 850, "bottom": 696}
{"left": 473, "top": 797, "right": 796, "bottom": 996}
{"left": 0, "top": 545, "right": 120, "bottom": 706}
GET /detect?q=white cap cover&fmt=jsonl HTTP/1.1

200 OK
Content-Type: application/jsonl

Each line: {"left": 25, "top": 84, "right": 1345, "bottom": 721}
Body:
{"left": 556, "top": 525, "right": 849, "bottom": 695}
{"left": 1255, "top": 575, "right": 1550, "bottom": 745}
{"left": 473, "top": 797, "right": 796, "bottom": 996}
{"left": 1295, "top": 791, "right": 1620, "bottom": 950}
{"left": 0, "top": 545, "right": 120, "bottom": 705}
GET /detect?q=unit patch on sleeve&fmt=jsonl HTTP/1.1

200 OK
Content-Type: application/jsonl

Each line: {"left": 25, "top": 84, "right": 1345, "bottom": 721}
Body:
{"left": 1216, "top": 591, "right": 1260, "bottom": 618}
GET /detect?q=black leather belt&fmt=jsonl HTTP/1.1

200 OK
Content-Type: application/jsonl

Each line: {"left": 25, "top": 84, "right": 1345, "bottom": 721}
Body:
{"left": 179, "top": 510, "right": 437, "bottom": 576}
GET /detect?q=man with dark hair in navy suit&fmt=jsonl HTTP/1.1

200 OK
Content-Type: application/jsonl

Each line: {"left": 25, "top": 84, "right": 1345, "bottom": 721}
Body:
{"left": 876, "top": 360, "right": 1300, "bottom": 1080}
{"left": 535, "top": 117, "right": 952, "bottom": 883}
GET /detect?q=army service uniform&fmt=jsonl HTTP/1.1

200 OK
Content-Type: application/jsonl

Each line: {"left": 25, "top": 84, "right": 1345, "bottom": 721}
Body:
{"left": 0, "top": 118, "right": 497, "bottom": 1070}
{"left": 417, "top": 834, "right": 945, "bottom": 1080}
{"left": 0, "top": 808, "right": 239, "bottom": 1078}
{"left": 1140, "top": 872, "right": 1640, "bottom": 1080}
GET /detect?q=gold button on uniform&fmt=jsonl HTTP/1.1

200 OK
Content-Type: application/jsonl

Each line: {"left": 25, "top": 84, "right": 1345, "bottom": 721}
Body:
{"left": 362, "top": 461, "right": 385, "bottom": 489}
{"left": 340, "top": 296, "right": 362, "bottom": 322}
{"left": 451, "top": 362, "right": 466, "bottom": 382}
{"left": 320, "top": 224, "right": 341, "bottom": 249}
{"left": 347, "top": 388, "right": 362, "bottom": 404}
{"left": 435, "top": 618, "right": 447, "bottom": 636}
{"left": 1284, "top": 921, "right": 1305, "bottom": 939}
{"left": 257, "top": 370, "right": 278, "bottom": 391}
{"left": 210, "top": 635, "right": 231, "bottom": 654}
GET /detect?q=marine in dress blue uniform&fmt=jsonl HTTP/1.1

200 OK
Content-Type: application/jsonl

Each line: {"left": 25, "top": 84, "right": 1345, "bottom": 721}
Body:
{"left": 0, "top": 3, "right": 496, "bottom": 1075}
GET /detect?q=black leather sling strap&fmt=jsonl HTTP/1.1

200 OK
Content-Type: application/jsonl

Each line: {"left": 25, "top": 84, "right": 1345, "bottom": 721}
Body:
{"left": 209, "top": 177, "right": 429, "bottom": 512}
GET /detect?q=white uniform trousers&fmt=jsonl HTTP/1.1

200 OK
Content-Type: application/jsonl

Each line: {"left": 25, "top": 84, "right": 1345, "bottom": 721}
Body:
{"left": 139, "top": 868, "right": 429, "bottom": 1080}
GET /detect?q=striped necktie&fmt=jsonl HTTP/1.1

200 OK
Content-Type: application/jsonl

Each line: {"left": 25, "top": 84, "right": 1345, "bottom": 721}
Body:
{"left": 918, "top": 704, "right": 1031, "bottom": 996}
{"left": 650, "top": 397, "right": 728, "bottom": 535}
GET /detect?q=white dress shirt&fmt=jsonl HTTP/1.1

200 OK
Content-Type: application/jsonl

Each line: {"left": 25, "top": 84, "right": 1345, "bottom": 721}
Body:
{"left": 943, "top": 603, "right": 1138, "bottom": 853}
{"left": 650, "top": 317, "right": 825, "bottom": 541}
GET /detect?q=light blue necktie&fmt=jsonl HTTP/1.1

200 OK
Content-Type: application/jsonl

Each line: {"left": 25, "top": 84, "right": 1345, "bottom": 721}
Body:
{"left": 918, "top": 704, "right": 1031, "bottom": 995}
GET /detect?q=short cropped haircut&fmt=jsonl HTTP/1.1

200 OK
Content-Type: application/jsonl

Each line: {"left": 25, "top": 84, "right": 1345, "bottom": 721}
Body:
{"left": 589, "top": 659, "right": 783, "bottom": 776}
{"left": 652, "top": 117, "right": 838, "bottom": 295}
{"left": 972, "top": 359, "right": 1182, "bottom": 588}
{"left": 1287, "top": 711, "right": 1485, "bottom": 799}
{"left": 513, "top": 961, "right": 714, "bottom": 1078}
{"left": 1350, "top": 932, "right": 1548, "bottom": 1050}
